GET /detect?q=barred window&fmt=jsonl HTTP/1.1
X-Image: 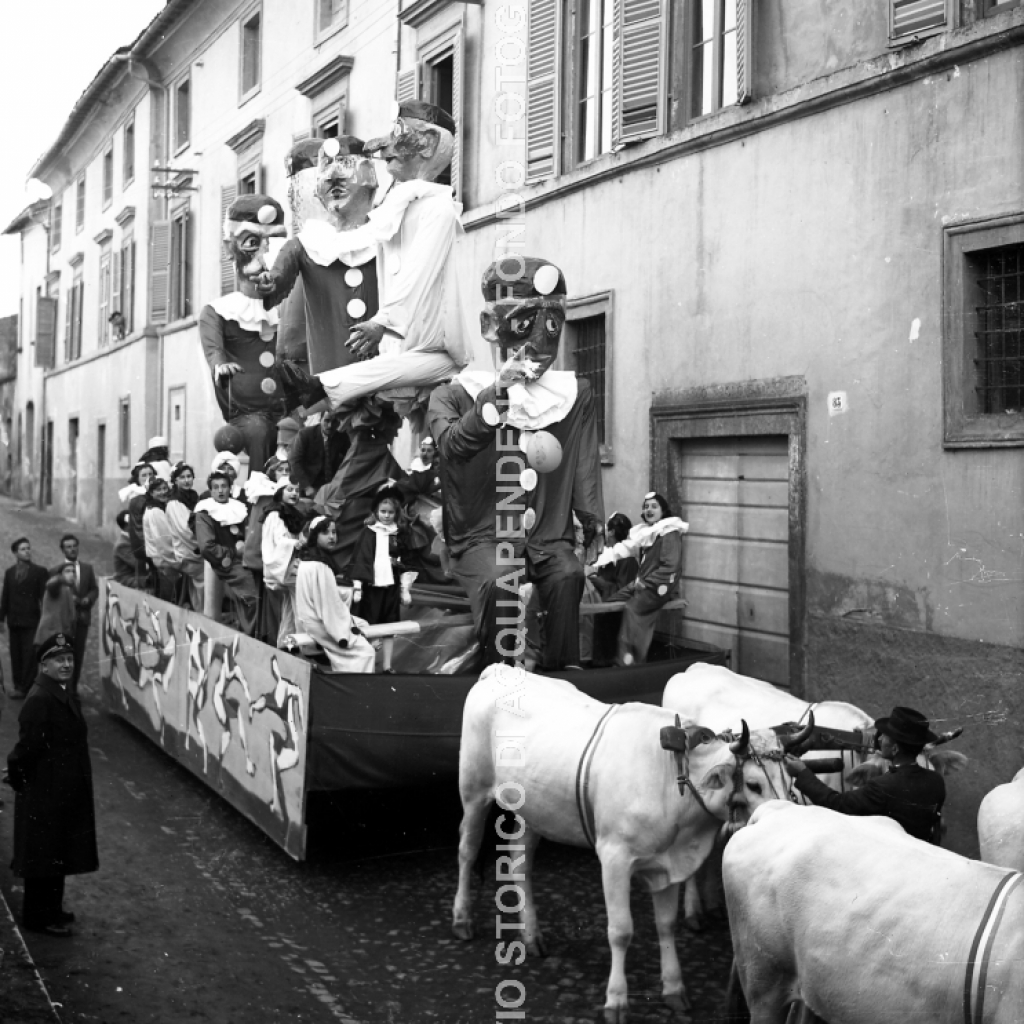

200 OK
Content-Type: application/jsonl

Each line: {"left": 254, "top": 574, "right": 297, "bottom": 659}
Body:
{"left": 943, "top": 215, "right": 1024, "bottom": 447}
{"left": 972, "top": 244, "right": 1023, "bottom": 415}
{"left": 573, "top": 314, "right": 607, "bottom": 444}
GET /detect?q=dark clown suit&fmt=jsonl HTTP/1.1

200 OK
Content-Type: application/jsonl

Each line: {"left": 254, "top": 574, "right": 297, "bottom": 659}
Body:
{"left": 199, "top": 294, "right": 289, "bottom": 470}
{"left": 428, "top": 372, "right": 603, "bottom": 669}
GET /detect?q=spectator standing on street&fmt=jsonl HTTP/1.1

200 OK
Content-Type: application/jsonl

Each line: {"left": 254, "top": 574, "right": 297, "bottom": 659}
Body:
{"left": 7, "top": 633, "right": 99, "bottom": 937}
{"left": 50, "top": 534, "right": 99, "bottom": 693}
{"left": 0, "top": 538, "right": 50, "bottom": 698}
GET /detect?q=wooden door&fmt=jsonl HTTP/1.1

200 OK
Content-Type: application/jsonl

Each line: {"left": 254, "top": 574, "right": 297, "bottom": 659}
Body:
{"left": 672, "top": 435, "right": 791, "bottom": 686}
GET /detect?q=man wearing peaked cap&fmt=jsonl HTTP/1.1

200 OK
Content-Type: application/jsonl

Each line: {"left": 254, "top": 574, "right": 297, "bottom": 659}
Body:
{"left": 312, "top": 101, "right": 469, "bottom": 410}
{"left": 7, "top": 632, "right": 98, "bottom": 936}
{"left": 427, "top": 257, "right": 604, "bottom": 671}
{"left": 260, "top": 136, "right": 381, "bottom": 377}
{"left": 200, "top": 194, "right": 290, "bottom": 470}
{"left": 784, "top": 705, "right": 949, "bottom": 843}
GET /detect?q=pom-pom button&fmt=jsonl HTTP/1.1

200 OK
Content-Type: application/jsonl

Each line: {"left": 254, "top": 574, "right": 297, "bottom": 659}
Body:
{"left": 260, "top": 378, "right": 278, "bottom": 394}
{"left": 322, "top": 137, "right": 341, "bottom": 158}
{"left": 347, "top": 298, "right": 367, "bottom": 319}
{"left": 533, "top": 264, "right": 560, "bottom": 295}
{"left": 344, "top": 268, "right": 363, "bottom": 288}
{"left": 481, "top": 403, "right": 500, "bottom": 427}
{"left": 257, "top": 204, "right": 277, "bottom": 225}
{"left": 259, "top": 351, "right": 275, "bottom": 368}
{"left": 520, "top": 468, "right": 538, "bottom": 492}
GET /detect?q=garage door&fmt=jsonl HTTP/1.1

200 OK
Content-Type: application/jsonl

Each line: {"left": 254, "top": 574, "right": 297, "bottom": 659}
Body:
{"left": 671, "top": 435, "right": 791, "bottom": 686}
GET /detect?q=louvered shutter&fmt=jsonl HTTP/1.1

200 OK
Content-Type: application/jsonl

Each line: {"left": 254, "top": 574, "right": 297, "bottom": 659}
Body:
{"left": 111, "top": 250, "right": 122, "bottom": 329}
{"left": 736, "top": 0, "right": 753, "bottom": 104}
{"left": 451, "top": 31, "right": 465, "bottom": 202}
{"left": 397, "top": 65, "right": 420, "bottom": 104}
{"left": 149, "top": 220, "right": 171, "bottom": 325}
{"left": 220, "top": 185, "right": 237, "bottom": 295}
{"left": 526, "top": 0, "right": 559, "bottom": 182}
{"left": 64, "top": 286, "right": 73, "bottom": 362}
{"left": 613, "top": 0, "right": 668, "bottom": 145}
{"left": 125, "top": 241, "right": 136, "bottom": 333}
{"left": 890, "top": 0, "right": 949, "bottom": 43}
{"left": 34, "top": 296, "right": 57, "bottom": 369}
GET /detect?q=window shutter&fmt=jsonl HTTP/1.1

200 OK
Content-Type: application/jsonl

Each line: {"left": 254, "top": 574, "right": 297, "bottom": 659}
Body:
{"left": 526, "top": 0, "right": 559, "bottom": 182}
{"left": 149, "top": 220, "right": 171, "bottom": 325}
{"left": 613, "top": 0, "right": 668, "bottom": 146}
{"left": 451, "top": 31, "right": 465, "bottom": 202}
{"left": 890, "top": 0, "right": 949, "bottom": 43}
{"left": 736, "top": 0, "right": 754, "bottom": 104}
{"left": 397, "top": 65, "right": 420, "bottom": 104}
{"left": 64, "top": 287, "right": 73, "bottom": 362}
{"left": 34, "top": 295, "right": 57, "bottom": 369}
{"left": 112, "top": 250, "right": 123, "bottom": 327}
{"left": 125, "top": 241, "right": 136, "bottom": 333}
{"left": 220, "top": 185, "right": 237, "bottom": 296}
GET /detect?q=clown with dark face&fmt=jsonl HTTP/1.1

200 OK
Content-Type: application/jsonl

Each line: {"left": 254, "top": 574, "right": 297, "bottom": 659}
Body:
{"left": 426, "top": 258, "right": 604, "bottom": 671}
{"left": 259, "top": 137, "right": 380, "bottom": 377}
{"left": 312, "top": 100, "right": 469, "bottom": 410}
{"left": 199, "top": 195, "right": 289, "bottom": 470}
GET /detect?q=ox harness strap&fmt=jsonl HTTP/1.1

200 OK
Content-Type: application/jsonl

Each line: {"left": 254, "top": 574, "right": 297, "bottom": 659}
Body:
{"left": 963, "top": 870, "right": 1022, "bottom": 1024}
{"left": 575, "top": 705, "right": 621, "bottom": 848}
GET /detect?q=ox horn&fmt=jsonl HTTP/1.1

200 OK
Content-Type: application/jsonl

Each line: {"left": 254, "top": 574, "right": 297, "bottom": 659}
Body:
{"left": 780, "top": 711, "right": 815, "bottom": 753}
{"left": 729, "top": 719, "right": 750, "bottom": 755}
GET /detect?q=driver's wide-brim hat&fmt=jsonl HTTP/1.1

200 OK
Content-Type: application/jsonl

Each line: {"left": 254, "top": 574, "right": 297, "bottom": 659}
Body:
{"left": 874, "top": 706, "right": 938, "bottom": 746}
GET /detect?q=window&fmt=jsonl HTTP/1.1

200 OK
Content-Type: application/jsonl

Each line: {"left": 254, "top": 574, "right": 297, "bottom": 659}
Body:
{"left": 169, "top": 206, "right": 193, "bottom": 321}
{"left": 175, "top": 76, "right": 191, "bottom": 152}
{"left": 102, "top": 144, "right": 114, "bottom": 208}
{"left": 981, "top": 0, "right": 1021, "bottom": 14}
{"left": 51, "top": 200, "right": 62, "bottom": 252}
{"left": 119, "top": 397, "right": 131, "bottom": 464}
{"left": 118, "top": 231, "right": 136, "bottom": 335}
{"left": 240, "top": 10, "right": 262, "bottom": 100}
{"left": 75, "top": 176, "right": 85, "bottom": 232}
{"left": 238, "top": 167, "right": 260, "bottom": 194}
{"left": 573, "top": 0, "right": 615, "bottom": 164}
{"left": 65, "top": 262, "right": 84, "bottom": 362}
{"left": 316, "top": 0, "right": 348, "bottom": 37}
{"left": 943, "top": 214, "right": 1024, "bottom": 447}
{"left": 298, "top": 54, "right": 353, "bottom": 139}
{"left": 123, "top": 114, "right": 136, "bottom": 186}
{"left": 564, "top": 290, "right": 614, "bottom": 462}
{"left": 889, "top": 0, "right": 951, "bottom": 44}
{"left": 312, "top": 89, "right": 347, "bottom": 138}
{"left": 397, "top": 31, "right": 464, "bottom": 197}
{"left": 98, "top": 243, "right": 113, "bottom": 345}
{"left": 689, "top": 0, "right": 739, "bottom": 118}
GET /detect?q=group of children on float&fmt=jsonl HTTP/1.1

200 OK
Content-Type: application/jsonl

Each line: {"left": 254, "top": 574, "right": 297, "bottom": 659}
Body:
{"left": 112, "top": 434, "right": 424, "bottom": 674}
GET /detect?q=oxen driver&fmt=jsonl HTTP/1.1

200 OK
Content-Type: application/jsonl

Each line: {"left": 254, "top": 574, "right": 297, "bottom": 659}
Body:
{"left": 724, "top": 801, "right": 1023, "bottom": 1024}
{"left": 451, "top": 665, "right": 814, "bottom": 1023}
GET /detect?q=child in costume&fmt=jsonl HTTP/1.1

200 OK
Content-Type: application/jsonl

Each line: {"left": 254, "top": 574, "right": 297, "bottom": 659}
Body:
{"left": 346, "top": 485, "right": 417, "bottom": 626}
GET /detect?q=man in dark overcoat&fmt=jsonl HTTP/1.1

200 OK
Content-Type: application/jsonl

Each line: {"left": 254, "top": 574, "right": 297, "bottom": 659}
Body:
{"left": 49, "top": 533, "right": 99, "bottom": 694}
{"left": 784, "top": 705, "right": 947, "bottom": 843}
{"left": 7, "top": 633, "right": 99, "bottom": 936}
{"left": 0, "top": 537, "right": 50, "bottom": 697}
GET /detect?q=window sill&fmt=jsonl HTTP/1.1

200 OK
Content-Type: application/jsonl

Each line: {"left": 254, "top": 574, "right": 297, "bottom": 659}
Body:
{"left": 160, "top": 316, "right": 197, "bottom": 337}
{"left": 239, "top": 84, "right": 262, "bottom": 108}
{"left": 315, "top": 20, "right": 348, "bottom": 47}
{"left": 943, "top": 424, "right": 1024, "bottom": 449}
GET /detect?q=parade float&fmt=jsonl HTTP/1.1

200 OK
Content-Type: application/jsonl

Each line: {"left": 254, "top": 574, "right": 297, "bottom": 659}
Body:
{"left": 98, "top": 107, "right": 726, "bottom": 861}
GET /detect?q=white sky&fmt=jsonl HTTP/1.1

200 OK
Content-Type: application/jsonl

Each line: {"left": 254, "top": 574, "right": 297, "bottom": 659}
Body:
{"left": 0, "top": 0, "right": 167, "bottom": 317}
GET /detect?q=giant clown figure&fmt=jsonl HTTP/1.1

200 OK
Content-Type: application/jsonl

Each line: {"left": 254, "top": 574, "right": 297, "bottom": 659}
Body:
{"left": 200, "top": 195, "right": 290, "bottom": 469}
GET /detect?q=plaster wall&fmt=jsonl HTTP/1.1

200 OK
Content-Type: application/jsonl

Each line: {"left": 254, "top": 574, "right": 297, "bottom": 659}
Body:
{"left": 456, "top": 43, "right": 1024, "bottom": 651}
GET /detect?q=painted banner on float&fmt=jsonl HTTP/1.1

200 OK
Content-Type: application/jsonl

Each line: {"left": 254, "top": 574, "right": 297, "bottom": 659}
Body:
{"left": 98, "top": 580, "right": 311, "bottom": 859}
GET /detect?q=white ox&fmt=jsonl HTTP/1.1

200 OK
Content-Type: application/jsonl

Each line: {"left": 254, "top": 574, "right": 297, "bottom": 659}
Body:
{"left": 979, "top": 767, "right": 1024, "bottom": 871}
{"left": 663, "top": 663, "right": 967, "bottom": 929}
{"left": 452, "top": 665, "right": 810, "bottom": 1023}
{"left": 723, "top": 801, "right": 1023, "bottom": 1024}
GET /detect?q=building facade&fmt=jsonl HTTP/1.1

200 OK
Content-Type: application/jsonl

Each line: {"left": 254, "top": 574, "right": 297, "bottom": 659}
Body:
{"left": 10, "top": 0, "right": 401, "bottom": 527}
{"left": 8, "top": 0, "right": 1023, "bottom": 848}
